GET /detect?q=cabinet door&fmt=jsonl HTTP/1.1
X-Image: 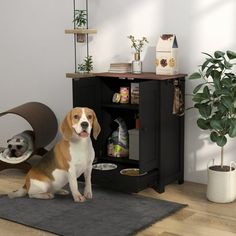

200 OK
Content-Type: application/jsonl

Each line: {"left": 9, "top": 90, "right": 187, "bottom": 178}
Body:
{"left": 139, "top": 81, "right": 159, "bottom": 173}
{"left": 72, "top": 77, "right": 102, "bottom": 157}
{"left": 73, "top": 77, "right": 101, "bottom": 111}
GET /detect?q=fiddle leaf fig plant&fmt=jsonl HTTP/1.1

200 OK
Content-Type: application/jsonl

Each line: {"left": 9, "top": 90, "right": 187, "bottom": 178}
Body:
{"left": 189, "top": 50, "right": 236, "bottom": 168}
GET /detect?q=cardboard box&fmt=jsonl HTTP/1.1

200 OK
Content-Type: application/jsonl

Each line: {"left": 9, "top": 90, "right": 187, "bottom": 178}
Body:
{"left": 156, "top": 34, "right": 178, "bottom": 75}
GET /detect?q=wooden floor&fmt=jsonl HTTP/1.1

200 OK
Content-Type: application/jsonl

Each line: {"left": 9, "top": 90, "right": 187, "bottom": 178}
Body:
{"left": 1, "top": 169, "right": 236, "bottom": 236}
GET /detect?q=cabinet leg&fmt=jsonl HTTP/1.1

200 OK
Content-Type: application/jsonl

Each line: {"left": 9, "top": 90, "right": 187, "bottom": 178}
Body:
{"left": 153, "top": 183, "right": 165, "bottom": 193}
{"left": 178, "top": 179, "right": 184, "bottom": 185}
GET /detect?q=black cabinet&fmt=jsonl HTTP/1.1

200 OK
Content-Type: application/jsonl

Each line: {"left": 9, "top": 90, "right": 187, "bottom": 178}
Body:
{"left": 72, "top": 72, "right": 185, "bottom": 193}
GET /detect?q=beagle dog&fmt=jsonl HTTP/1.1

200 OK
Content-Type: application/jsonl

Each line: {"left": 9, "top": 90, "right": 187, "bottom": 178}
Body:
{"left": 8, "top": 107, "right": 101, "bottom": 202}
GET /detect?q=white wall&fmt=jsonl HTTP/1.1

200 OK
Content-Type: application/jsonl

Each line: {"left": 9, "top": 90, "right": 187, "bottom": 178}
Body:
{"left": 0, "top": 0, "right": 74, "bottom": 147}
{"left": 0, "top": 0, "right": 236, "bottom": 184}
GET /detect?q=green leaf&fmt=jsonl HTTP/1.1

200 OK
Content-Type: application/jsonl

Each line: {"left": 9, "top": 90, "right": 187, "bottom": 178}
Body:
{"left": 229, "top": 119, "right": 236, "bottom": 137}
{"left": 217, "top": 103, "right": 227, "bottom": 114}
{"left": 216, "top": 135, "right": 227, "bottom": 147}
{"left": 198, "top": 104, "right": 212, "bottom": 118}
{"left": 218, "top": 62, "right": 225, "bottom": 71}
{"left": 189, "top": 72, "right": 201, "bottom": 80}
{"left": 192, "top": 93, "right": 209, "bottom": 103}
{"left": 209, "top": 58, "right": 223, "bottom": 63}
{"left": 203, "top": 86, "right": 211, "bottom": 98}
{"left": 210, "top": 131, "right": 218, "bottom": 142}
{"left": 212, "top": 76, "right": 221, "bottom": 90}
{"left": 221, "top": 96, "right": 234, "bottom": 111}
{"left": 201, "top": 59, "right": 211, "bottom": 71}
{"left": 193, "top": 83, "right": 204, "bottom": 94}
{"left": 224, "top": 60, "right": 233, "bottom": 69}
{"left": 206, "top": 65, "right": 215, "bottom": 78}
{"left": 210, "top": 119, "right": 223, "bottom": 130}
{"left": 202, "top": 52, "right": 213, "bottom": 58}
{"left": 225, "top": 73, "right": 236, "bottom": 79}
{"left": 211, "top": 70, "right": 221, "bottom": 80}
{"left": 227, "top": 50, "right": 236, "bottom": 60}
{"left": 220, "top": 89, "right": 233, "bottom": 97}
{"left": 214, "top": 51, "right": 225, "bottom": 58}
{"left": 221, "top": 77, "right": 232, "bottom": 87}
{"left": 197, "top": 118, "right": 210, "bottom": 130}
{"left": 221, "top": 118, "right": 230, "bottom": 130}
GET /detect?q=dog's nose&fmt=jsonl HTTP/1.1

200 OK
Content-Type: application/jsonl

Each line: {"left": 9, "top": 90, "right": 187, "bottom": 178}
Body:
{"left": 81, "top": 121, "right": 89, "bottom": 129}
{"left": 10, "top": 149, "right": 16, "bottom": 155}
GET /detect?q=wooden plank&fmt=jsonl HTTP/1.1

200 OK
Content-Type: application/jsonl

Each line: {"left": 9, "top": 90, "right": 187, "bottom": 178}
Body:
{"left": 65, "top": 28, "right": 97, "bottom": 34}
{"left": 96, "top": 72, "right": 187, "bottom": 80}
{"left": 66, "top": 73, "right": 96, "bottom": 79}
{"left": 66, "top": 72, "right": 187, "bottom": 80}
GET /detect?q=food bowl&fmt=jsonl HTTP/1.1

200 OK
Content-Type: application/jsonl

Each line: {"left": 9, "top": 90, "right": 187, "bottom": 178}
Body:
{"left": 120, "top": 168, "right": 147, "bottom": 176}
{"left": 92, "top": 163, "right": 117, "bottom": 171}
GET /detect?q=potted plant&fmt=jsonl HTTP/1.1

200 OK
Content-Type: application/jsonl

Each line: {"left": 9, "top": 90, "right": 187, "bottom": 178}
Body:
{"left": 189, "top": 50, "right": 236, "bottom": 203}
{"left": 73, "top": 10, "right": 87, "bottom": 42}
{"left": 127, "top": 35, "right": 148, "bottom": 74}
{"left": 77, "top": 55, "right": 93, "bottom": 74}
{"left": 73, "top": 10, "right": 87, "bottom": 28}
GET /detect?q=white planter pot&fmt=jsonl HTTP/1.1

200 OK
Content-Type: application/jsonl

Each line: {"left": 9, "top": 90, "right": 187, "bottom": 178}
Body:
{"left": 206, "top": 161, "right": 236, "bottom": 203}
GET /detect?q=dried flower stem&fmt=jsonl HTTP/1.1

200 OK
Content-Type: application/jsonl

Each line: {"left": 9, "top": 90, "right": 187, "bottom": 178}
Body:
{"left": 127, "top": 35, "right": 149, "bottom": 53}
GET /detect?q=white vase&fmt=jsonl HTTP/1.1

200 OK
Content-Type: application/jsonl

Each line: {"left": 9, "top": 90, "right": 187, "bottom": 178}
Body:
{"left": 206, "top": 160, "right": 236, "bottom": 203}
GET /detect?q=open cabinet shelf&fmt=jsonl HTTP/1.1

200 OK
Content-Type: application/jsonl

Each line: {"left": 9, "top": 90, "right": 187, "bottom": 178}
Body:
{"left": 73, "top": 73, "right": 185, "bottom": 193}
{"left": 65, "top": 28, "right": 97, "bottom": 34}
{"left": 66, "top": 72, "right": 96, "bottom": 79}
{"left": 102, "top": 103, "right": 139, "bottom": 110}
{"left": 98, "top": 156, "right": 139, "bottom": 165}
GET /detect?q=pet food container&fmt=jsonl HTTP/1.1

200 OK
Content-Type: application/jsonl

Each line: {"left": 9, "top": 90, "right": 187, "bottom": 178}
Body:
{"left": 92, "top": 163, "right": 117, "bottom": 171}
{"left": 120, "top": 168, "right": 146, "bottom": 176}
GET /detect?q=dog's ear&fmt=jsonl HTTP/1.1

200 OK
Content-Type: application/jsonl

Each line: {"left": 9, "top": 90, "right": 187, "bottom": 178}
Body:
{"left": 92, "top": 111, "right": 101, "bottom": 140}
{"left": 60, "top": 110, "right": 73, "bottom": 141}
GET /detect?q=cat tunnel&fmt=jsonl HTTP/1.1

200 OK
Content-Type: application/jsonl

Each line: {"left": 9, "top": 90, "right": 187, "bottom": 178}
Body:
{"left": 0, "top": 102, "right": 58, "bottom": 172}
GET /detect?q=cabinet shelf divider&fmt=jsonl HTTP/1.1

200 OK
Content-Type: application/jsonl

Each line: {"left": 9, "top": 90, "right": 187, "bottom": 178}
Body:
{"left": 102, "top": 103, "right": 139, "bottom": 110}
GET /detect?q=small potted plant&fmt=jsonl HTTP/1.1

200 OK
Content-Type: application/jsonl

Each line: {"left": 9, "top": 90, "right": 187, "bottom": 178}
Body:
{"left": 73, "top": 10, "right": 87, "bottom": 42}
{"left": 73, "top": 10, "right": 87, "bottom": 28}
{"left": 127, "top": 35, "right": 148, "bottom": 74}
{"left": 77, "top": 55, "right": 93, "bottom": 74}
{"left": 189, "top": 50, "right": 236, "bottom": 203}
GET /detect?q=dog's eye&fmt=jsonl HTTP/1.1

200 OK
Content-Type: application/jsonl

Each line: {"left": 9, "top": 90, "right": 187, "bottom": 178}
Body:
{"left": 87, "top": 115, "right": 92, "bottom": 120}
{"left": 16, "top": 145, "right": 22, "bottom": 150}
{"left": 8, "top": 144, "right": 12, "bottom": 149}
{"left": 74, "top": 115, "right": 80, "bottom": 120}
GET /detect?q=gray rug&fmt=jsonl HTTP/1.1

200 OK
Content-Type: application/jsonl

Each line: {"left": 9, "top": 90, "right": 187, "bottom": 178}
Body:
{"left": 0, "top": 183, "right": 186, "bottom": 236}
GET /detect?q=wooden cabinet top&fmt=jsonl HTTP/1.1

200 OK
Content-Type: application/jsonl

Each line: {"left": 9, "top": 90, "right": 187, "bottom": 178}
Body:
{"left": 66, "top": 72, "right": 187, "bottom": 80}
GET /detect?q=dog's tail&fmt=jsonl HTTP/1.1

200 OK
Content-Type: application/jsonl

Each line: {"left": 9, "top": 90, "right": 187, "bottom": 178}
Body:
{"left": 8, "top": 186, "right": 27, "bottom": 199}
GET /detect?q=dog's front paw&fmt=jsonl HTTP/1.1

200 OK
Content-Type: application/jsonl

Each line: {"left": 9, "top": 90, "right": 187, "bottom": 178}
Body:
{"left": 73, "top": 192, "right": 86, "bottom": 202}
{"left": 84, "top": 190, "right": 92, "bottom": 199}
